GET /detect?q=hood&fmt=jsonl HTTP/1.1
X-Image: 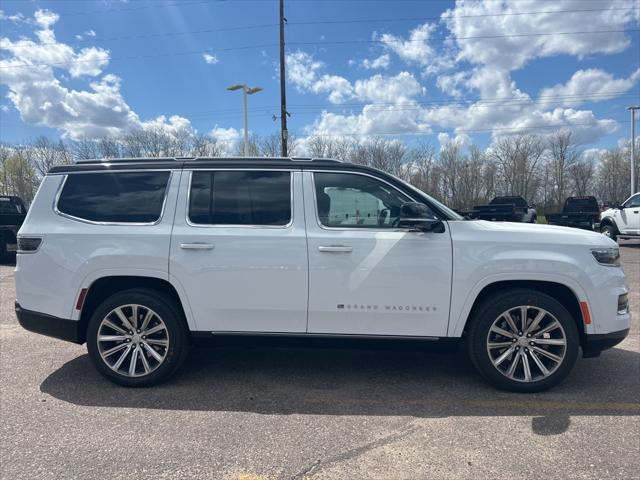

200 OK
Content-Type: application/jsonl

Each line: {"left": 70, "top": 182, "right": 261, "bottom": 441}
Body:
{"left": 451, "top": 220, "right": 617, "bottom": 247}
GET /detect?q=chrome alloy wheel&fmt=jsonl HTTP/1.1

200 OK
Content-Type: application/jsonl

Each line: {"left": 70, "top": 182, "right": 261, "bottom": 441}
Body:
{"left": 486, "top": 305, "right": 567, "bottom": 383}
{"left": 97, "top": 304, "right": 170, "bottom": 377}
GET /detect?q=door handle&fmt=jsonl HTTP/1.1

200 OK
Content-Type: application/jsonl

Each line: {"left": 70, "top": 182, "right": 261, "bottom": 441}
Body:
{"left": 318, "top": 245, "right": 353, "bottom": 253}
{"left": 180, "top": 243, "right": 215, "bottom": 250}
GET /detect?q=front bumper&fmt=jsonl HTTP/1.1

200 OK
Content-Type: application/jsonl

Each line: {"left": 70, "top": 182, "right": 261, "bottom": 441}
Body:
{"left": 15, "top": 302, "right": 84, "bottom": 344}
{"left": 582, "top": 328, "right": 629, "bottom": 358}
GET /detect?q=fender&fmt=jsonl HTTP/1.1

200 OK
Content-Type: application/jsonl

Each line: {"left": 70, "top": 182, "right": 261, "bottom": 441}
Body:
{"left": 448, "top": 271, "right": 594, "bottom": 338}
{"left": 71, "top": 268, "right": 199, "bottom": 332}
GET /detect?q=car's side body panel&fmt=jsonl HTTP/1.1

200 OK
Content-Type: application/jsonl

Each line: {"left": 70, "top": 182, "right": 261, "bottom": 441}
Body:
{"left": 168, "top": 169, "right": 309, "bottom": 334}
{"left": 15, "top": 171, "right": 180, "bottom": 321}
{"left": 447, "top": 221, "right": 630, "bottom": 337}
{"left": 301, "top": 170, "right": 453, "bottom": 337}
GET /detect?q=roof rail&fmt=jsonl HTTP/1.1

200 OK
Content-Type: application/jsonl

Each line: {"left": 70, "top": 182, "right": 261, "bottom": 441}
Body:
{"left": 74, "top": 156, "right": 345, "bottom": 165}
{"left": 75, "top": 157, "right": 179, "bottom": 164}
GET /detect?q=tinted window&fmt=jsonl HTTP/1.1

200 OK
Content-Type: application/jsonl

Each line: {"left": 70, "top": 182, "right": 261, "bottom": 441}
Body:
{"left": 491, "top": 196, "right": 527, "bottom": 207}
{"left": 57, "top": 172, "right": 170, "bottom": 223}
{"left": 314, "top": 172, "right": 418, "bottom": 228}
{"left": 189, "top": 171, "right": 291, "bottom": 226}
{"left": 624, "top": 194, "right": 640, "bottom": 209}
{"left": 0, "top": 198, "right": 23, "bottom": 214}
{"left": 564, "top": 197, "right": 598, "bottom": 212}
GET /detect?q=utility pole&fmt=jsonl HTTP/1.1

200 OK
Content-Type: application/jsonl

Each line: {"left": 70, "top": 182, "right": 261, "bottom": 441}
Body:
{"left": 629, "top": 105, "right": 639, "bottom": 195}
{"left": 279, "top": 0, "right": 288, "bottom": 157}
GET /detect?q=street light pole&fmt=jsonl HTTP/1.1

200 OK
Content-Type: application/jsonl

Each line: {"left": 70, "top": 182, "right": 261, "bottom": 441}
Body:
{"left": 629, "top": 105, "right": 639, "bottom": 195}
{"left": 227, "top": 84, "right": 263, "bottom": 157}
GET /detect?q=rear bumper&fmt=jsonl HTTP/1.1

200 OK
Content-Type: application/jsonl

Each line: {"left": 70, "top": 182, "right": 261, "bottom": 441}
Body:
{"left": 15, "top": 302, "right": 84, "bottom": 344}
{"left": 582, "top": 328, "right": 629, "bottom": 358}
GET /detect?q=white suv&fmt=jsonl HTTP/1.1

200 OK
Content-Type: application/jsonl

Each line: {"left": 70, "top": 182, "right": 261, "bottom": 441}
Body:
{"left": 15, "top": 158, "right": 630, "bottom": 392}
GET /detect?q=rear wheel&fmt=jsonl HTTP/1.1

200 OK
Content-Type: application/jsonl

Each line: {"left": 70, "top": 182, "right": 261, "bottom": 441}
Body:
{"left": 601, "top": 224, "right": 618, "bottom": 241}
{"left": 468, "top": 289, "right": 579, "bottom": 392}
{"left": 87, "top": 289, "right": 189, "bottom": 387}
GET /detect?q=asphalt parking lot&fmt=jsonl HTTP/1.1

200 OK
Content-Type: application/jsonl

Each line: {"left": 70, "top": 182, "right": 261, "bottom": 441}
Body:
{"left": 1, "top": 242, "right": 638, "bottom": 480}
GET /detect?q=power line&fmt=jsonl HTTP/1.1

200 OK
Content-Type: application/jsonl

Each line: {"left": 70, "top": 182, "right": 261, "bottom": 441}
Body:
{"left": 177, "top": 91, "right": 640, "bottom": 118}
{"left": 26, "top": 6, "right": 638, "bottom": 49}
{"left": 297, "top": 120, "right": 632, "bottom": 137}
{"left": 289, "top": 7, "right": 640, "bottom": 26}
{"left": 2, "top": 29, "right": 637, "bottom": 70}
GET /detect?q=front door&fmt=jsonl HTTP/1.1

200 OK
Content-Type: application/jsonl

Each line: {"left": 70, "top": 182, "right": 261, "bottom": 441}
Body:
{"left": 616, "top": 193, "right": 640, "bottom": 234}
{"left": 303, "top": 170, "right": 453, "bottom": 337}
{"left": 170, "top": 169, "right": 308, "bottom": 333}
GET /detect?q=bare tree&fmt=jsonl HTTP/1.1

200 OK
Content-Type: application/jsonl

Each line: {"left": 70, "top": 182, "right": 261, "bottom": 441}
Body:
{"left": 191, "top": 133, "right": 224, "bottom": 157}
{"left": 350, "top": 137, "right": 406, "bottom": 177}
{"left": 596, "top": 148, "right": 630, "bottom": 204}
{"left": 305, "top": 135, "right": 354, "bottom": 160}
{"left": 0, "top": 147, "right": 39, "bottom": 203}
{"left": 490, "top": 134, "right": 544, "bottom": 200}
{"left": 258, "top": 133, "right": 298, "bottom": 157}
{"left": 547, "top": 131, "right": 580, "bottom": 208}
{"left": 569, "top": 159, "right": 596, "bottom": 197}
{"left": 29, "top": 136, "right": 72, "bottom": 175}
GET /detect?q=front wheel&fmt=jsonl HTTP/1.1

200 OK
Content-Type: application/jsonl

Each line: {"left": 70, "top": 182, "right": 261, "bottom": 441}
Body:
{"left": 601, "top": 224, "right": 618, "bottom": 241}
{"left": 468, "top": 289, "right": 579, "bottom": 393}
{"left": 86, "top": 289, "right": 189, "bottom": 387}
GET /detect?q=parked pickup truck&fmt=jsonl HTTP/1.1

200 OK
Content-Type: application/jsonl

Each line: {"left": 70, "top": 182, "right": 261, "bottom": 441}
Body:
{"left": 472, "top": 196, "right": 537, "bottom": 223}
{"left": 1, "top": 195, "right": 27, "bottom": 258}
{"left": 15, "top": 157, "right": 629, "bottom": 392}
{"left": 600, "top": 192, "right": 640, "bottom": 241}
{"left": 545, "top": 196, "right": 600, "bottom": 230}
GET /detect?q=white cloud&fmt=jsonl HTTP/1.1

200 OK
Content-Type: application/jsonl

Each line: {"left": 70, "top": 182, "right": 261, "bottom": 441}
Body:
{"left": 353, "top": 72, "right": 424, "bottom": 103}
{"left": 378, "top": 23, "right": 436, "bottom": 67}
{"left": 202, "top": 53, "right": 219, "bottom": 65}
{"left": 286, "top": 51, "right": 322, "bottom": 89}
{"left": 0, "top": 10, "right": 26, "bottom": 23}
{"left": 437, "top": 132, "right": 471, "bottom": 150}
{"left": 362, "top": 53, "right": 390, "bottom": 70}
{"left": 210, "top": 126, "right": 240, "bottom": 153}
{"left": 441, "top": 0, "right": 640, "bottom": 72}
{"left": 539, "top": 68, "right": 640, "bottom": 107}
{"left": 287, "top": 50, "right": 423, "bottom": 106}
{"left": 0, "top": 9, "right": 192, "bottom": 140}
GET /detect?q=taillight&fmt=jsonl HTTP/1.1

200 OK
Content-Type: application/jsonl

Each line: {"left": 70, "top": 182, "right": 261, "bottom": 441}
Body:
{"left": 17, "top": 236, "right": 42, "bottom": 253}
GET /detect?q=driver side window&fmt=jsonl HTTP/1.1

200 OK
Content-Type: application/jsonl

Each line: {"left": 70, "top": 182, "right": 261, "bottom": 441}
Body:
{"left": 623, "top": 194, "right": 640, "bottom": 209}
{"left": 313, "top": 172, "right": 419, "bottom": 228}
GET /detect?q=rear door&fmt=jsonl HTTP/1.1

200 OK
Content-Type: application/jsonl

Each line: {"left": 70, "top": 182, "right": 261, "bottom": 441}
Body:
{"left": 169, "top": 168, "right": 308, "bottom": 333}
{"left": 302, "top": 170, "right": 453, "bottom": 337}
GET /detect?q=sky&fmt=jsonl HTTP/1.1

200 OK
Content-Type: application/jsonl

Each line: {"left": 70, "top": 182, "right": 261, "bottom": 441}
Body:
{"left": 0, "top": 0, "right": 639, "bottom": 153}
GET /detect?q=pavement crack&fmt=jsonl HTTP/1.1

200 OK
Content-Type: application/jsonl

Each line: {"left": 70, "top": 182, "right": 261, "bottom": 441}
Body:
{"left": 292, "top": 422, "right": 418, "bottom": 479}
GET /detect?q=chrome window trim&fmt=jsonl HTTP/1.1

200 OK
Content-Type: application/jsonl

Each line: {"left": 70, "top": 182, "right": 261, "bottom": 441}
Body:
{"left": 185, "top": 169, "right": 295, "bottom": 229}
{"left": 53, "top": 171, "right": 173, "bottom": 226}
{"left": 310, "top": 169, "right": 433, "bottom": 232}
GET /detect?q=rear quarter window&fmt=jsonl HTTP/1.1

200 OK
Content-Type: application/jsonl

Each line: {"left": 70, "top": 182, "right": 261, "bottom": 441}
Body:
{"left": 56, "top": 171, "right": 171, "bottom": 223}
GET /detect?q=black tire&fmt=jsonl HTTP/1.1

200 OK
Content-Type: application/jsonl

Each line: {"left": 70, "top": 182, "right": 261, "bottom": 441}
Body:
{"left": 601, "top": 224, "right": 618, "bottom": 241}
{"left": 467, "top": 289, "right": 579, "bottom": 393}
{"left": 86, "top": 288, "right": 189, "bottom": 387}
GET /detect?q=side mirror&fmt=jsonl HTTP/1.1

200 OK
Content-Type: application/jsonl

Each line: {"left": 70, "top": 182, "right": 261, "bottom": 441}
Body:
{"left": 397, "top": 202, "right": 444, "bottom": 232}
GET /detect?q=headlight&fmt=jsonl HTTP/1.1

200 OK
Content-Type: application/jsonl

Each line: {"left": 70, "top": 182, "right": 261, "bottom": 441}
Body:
{"left": 591, "top": 247, "right": 620, "bottom": 266}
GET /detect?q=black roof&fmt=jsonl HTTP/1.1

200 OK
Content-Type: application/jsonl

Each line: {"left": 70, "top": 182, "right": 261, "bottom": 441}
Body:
{"left": 49, "top": 157, "right": 355, "bottom": 174}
